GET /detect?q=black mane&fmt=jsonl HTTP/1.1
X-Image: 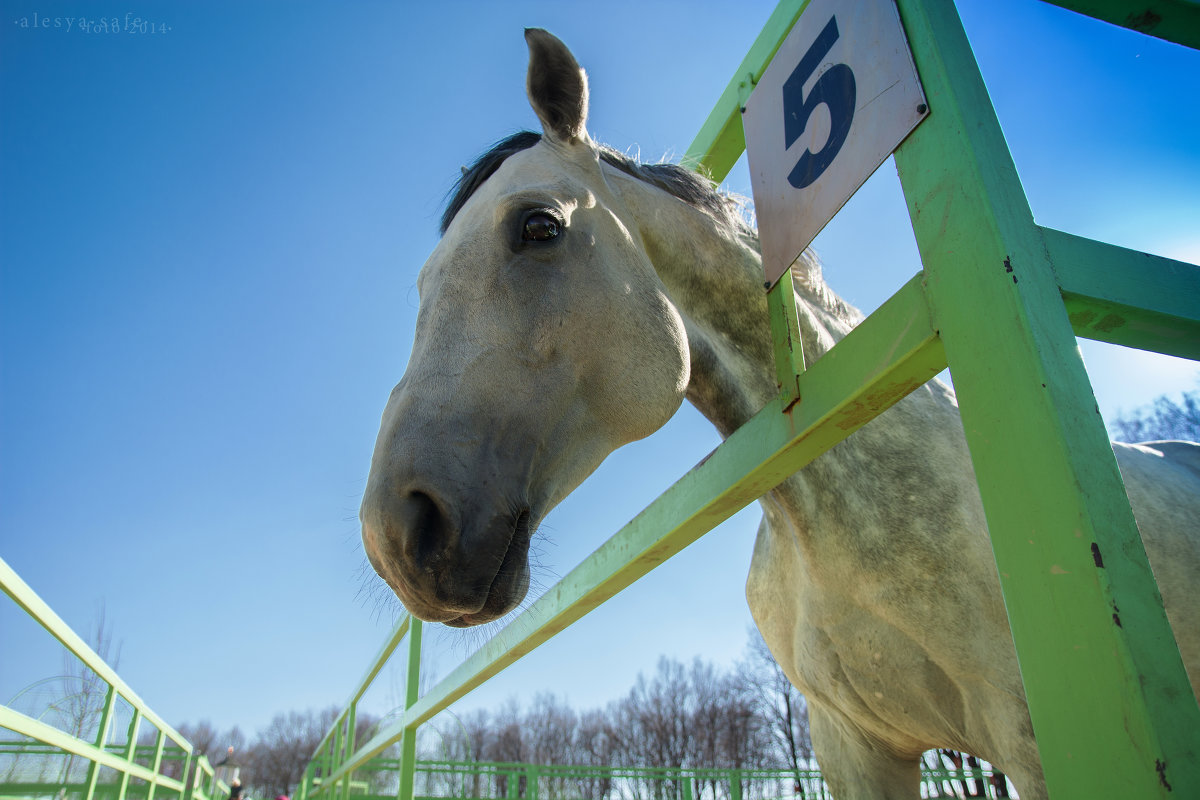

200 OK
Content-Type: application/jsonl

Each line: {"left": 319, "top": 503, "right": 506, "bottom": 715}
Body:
{"left": 440, "top": 131, "right": 744, "bottom": 235}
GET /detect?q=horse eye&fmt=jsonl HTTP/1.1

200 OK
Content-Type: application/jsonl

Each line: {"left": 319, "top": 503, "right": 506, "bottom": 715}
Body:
{"left": 522, "top": 213, "right": 560, "bottom": 243}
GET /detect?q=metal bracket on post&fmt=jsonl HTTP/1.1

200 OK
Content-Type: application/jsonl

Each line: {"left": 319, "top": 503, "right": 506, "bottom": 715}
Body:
{"left": 768, "top": 267, "right": 805, "bottom": 410}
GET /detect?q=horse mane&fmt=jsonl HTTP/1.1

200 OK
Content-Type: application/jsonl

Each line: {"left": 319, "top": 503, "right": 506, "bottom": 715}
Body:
{"left": 440, "top": 131, "right": 856, "bottom": 322}
{"left": 440, "top": 131, "right": 746, "bottom": 235}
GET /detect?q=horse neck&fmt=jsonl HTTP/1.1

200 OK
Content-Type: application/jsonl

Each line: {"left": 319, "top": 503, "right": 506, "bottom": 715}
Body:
{"left": 611, "top": 169, "right": 858, "bottom": 438}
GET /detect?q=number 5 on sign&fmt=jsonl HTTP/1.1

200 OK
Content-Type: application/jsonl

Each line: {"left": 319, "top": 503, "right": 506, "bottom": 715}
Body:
{"left": 744, "top": 0, "right": 928, "bottom": 286}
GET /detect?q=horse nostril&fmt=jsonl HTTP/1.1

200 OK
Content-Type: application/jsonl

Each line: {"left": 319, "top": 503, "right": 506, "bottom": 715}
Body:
{"left": 397, "top": 489, "right": 453, "bottom": 564}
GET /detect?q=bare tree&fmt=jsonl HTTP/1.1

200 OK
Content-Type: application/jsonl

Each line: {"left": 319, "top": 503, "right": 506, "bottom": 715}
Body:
{"left": 629, "top": 658, "right": 692, "bottom": 773}
{"left": 170, "top": 723, "right": 246, "bottom": 787}
{"left": 691, "top": 659, "right": 767, "bottom": 800}
{"left": 176, "top": 720, "right": 222, "bottom": 761}
{"left": 574, "top": 709, "right": 616, "bottom": 798}
{"left": 241, "top": 706, "right": 374, "bottom": 797}
{"left": 425, "top": 709, "right": 484, "bottom": 762}
{"left": 737, "top": 629, "right": 813, "bottom": 778}
{"left": 55, "top": 607, "right": 123, "bottom": 785}
{"left": 488, "top": 699, "right": 528, "bottom": 798}
{"left": 604, "top": 656, "right": 774, "bottom": 800}
{"left": 488, "top": 697, "right": 527, "bottom": 763}
{"left": 525, "top": 694, "right": 578, "bottom": 798}
{"left": 136, "top": 720, "right": 210, "bottom": 782}
{"left": 1111, "top": 387, "right": 1200, "bottom": 442}
{"left": 0, "top": 626, "right": 118, "bottom": 787}
{"left": 458, "top": 708, "right": 493, "bottom": 761}
{"left": 330, "top": 643, "right": 805, "bottom": 799}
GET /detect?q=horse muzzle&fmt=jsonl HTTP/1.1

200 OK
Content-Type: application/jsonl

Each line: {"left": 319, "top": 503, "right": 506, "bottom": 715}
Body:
{"left": 360, "top": 480, "right": 534, "bottom": 626}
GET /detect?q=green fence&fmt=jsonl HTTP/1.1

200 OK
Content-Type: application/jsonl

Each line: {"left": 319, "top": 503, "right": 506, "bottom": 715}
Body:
{"left": 0, "top": 558, "right": 229, "bottom": 800}
{"left": 305, "top": 757, "right": 1011, "bottom": 800}
{"left": 301, "top": 1, "right": 1199, "bottom": 799}
{"left": 292, "top": 613, "right": 1011, "bottom": 800}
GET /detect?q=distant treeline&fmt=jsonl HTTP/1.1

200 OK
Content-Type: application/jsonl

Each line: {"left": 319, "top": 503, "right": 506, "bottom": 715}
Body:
{"left": 176, "top": 630, "right": 813, "bottom": 798}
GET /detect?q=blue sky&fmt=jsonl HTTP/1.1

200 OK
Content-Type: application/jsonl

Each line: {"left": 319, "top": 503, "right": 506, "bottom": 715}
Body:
{"left": 2, "top": 0, "right": 1197, "bottom": 745}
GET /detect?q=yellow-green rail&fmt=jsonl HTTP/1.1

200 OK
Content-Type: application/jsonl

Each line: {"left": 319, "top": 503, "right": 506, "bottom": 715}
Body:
{"left": 0, "top": 557, "right": 229, "bottom": 800}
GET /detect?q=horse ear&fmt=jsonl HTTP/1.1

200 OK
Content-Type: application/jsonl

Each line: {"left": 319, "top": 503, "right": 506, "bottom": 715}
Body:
{"left": 525, "top": 28, "right": 590, "bottom": 145}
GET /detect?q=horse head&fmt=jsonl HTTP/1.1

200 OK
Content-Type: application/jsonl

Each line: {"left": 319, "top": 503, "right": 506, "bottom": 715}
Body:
{"left": 360, "top": 30, "right": 690, "bottom": 626}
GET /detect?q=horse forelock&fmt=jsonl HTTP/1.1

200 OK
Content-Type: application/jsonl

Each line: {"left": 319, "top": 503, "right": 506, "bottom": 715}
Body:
{"left": 440, "top": 132, "right": 544, "bottom": 235}
{"left": 440, "top": 131, "right": 746, "bottom": 235}
{"left": 438, "top": 131, "right": 856, "bottom": 325}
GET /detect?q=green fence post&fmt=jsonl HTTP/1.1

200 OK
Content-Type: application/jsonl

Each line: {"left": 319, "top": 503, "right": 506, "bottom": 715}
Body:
{"left": 83, "top": 684, "right": 119, "bottom": 800}
{"left": 208, "top": 766, "right": 222, "bottom": 800}
{"left": 179, "top": 753, "right": 196, "bottom": 800}
{"left": 397, "top": 618, "right": 423, "bottom": 800}
{"left": 341, "top": 704, "right": 358, "bottom": 800}
{"left": 179, "top": 749, "right": 195, "bottom": 800}
{"left": 113, "top": 707, "right": 142, "bottom": 800}
{"left": 332, "top": 717, "right": 345, "bottom": 799}
{"left": 527, "top": 763, "right": 539, "bottom": 800}
{"left": 297, "top": 762, "right": 311, "bottom": 800}
{"left": 145, "top": 729, "right": 166, "bottom": 800}
{"left": 891, "top": 0, "right": 1200, "bottom": 796}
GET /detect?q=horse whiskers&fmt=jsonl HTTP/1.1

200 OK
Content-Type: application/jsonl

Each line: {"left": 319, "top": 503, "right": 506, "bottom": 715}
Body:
{"left": 354, "top": 556, "right": 404, "bottom": 623}
{"left": 443, "top": 620, "right": 493, "bottom": 656}
{"left": 440, "top": 596, "right": 537, "bottom": 655}
{"left": 523, "top": 518, "right": 564, "bottom": 599}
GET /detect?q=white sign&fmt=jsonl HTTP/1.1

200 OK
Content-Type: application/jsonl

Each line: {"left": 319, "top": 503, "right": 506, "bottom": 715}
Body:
{"left": 744, "top": 0, "right": 928, "bottom": 286}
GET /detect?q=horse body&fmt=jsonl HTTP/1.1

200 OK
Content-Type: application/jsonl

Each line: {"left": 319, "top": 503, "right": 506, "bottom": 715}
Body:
{"left": 610, "top": 152, "right": 1050, "bottom": 795}
{"left": 361, "top": 30, "right": 1200, "bottom": 799}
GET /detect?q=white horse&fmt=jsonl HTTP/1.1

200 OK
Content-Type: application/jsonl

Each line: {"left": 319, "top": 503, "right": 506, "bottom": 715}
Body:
{"left": 360, "top": 29, "right": 1200, "bottom": 799}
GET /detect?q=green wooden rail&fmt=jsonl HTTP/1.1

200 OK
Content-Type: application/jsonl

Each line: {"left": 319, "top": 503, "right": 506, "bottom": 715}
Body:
{"left": 0, "top": 557, "right": 229, "bottom": 800}
{"left": 303, "top": 757, "right": 1013, "bottom": 800}
{"left": 302, "top": 0, "right": 1198, "bottom": 798}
